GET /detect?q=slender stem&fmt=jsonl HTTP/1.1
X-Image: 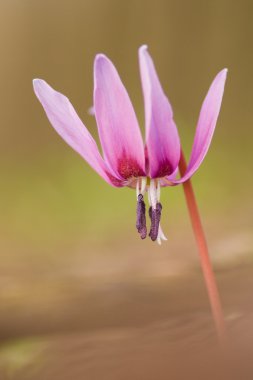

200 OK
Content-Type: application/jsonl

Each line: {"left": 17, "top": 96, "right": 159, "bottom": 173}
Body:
{"left": 179, "top": 151, "right": 227, "bottom": 345}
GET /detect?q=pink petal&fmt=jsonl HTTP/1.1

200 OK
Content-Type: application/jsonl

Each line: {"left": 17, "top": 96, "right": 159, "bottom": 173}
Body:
{"left": 33, "top": 79, "right": 123, "bottom": 187}
{"left": 172, "top": 69, "right": 228, "bottom": 184}
{"left": 138, "top": 45, "right": 181, "bottom": 178}
{"left": 94, "top": 54, "right": 146, "bottom": 180}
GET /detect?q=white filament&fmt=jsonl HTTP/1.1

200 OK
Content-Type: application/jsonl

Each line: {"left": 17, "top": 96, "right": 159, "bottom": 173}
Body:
{"left": 141, "top": 177, "right": 147, "bottom": 194}
{"left": 136, "top": 177, "right": 147, "bottom": 200}
{"left": 148, "top": 179, "right": 157, "bottom": 209}
{"left": 136, "top": 178, "right": 141, "bottom": 199}
{"left": 156, "top": 180, "right": 161, "bottom": 202}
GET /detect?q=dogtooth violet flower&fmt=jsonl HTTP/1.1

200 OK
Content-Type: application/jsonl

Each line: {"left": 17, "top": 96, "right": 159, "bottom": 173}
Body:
{"left": 33, "top": 45, "right": 227, "bottom": 244}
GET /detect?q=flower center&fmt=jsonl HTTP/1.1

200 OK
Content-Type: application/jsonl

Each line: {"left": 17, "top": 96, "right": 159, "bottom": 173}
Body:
{"left": 136, "top": 177, "right": 167, "bottom": 244}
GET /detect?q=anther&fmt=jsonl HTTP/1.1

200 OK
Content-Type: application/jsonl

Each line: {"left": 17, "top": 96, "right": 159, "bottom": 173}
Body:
{"left": 136, "top": 194, "right": 147, "bottom": 239}
{"left": 149, "top": 202, "right": 162, "bottom": 241}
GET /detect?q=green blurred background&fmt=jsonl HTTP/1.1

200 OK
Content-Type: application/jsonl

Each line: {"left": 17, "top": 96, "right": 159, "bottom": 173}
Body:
{"left": 0, "top": 0, "right": 253, "bottom": 379}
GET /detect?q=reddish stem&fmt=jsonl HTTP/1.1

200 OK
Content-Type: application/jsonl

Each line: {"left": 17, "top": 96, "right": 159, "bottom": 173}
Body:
{"left": 179, "top": 151, "right": 227, "bottom": 345}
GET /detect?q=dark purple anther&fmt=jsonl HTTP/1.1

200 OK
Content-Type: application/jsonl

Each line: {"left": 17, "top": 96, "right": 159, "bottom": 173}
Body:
{"left": 136, "top": 194, "right": 147, "bottom": 239}
{"left": 149, "top": 203, "right": 162, "bottom": 241}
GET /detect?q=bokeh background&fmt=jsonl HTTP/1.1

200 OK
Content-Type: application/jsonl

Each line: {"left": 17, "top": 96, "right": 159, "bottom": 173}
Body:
{"left": 0, "top": 0, "right": 253, "bottom": 379}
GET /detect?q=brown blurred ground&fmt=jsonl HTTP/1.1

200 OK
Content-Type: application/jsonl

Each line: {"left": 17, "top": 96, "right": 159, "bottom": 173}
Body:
{"left": 0, "top": 0, "right": 253, "bottom": 379}
{"left": 1, "top": 266, "right": 253, "bottom": 380}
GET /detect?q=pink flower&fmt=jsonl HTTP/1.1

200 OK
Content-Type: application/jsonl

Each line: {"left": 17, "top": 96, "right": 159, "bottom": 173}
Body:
{"left": 33, "top": 45, "right": 227, "bottom": 244}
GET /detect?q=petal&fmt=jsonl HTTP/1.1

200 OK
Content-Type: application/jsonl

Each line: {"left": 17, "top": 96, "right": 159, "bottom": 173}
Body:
{"left": 94, "top": 54, "right": 146, "bottom": 180}
{"left": 139, "top": 45, "right": 181, "bottom": 178}
{"left": 33, "top": 79, "right": 122, "bottom": 187}
{"left": 172, "top": 69, "right": 228, "bottom": 184}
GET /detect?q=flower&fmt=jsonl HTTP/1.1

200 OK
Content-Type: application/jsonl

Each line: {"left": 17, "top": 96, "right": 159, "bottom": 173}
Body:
{"left": 33, "top": 45, "right": 227, "bottom": 244}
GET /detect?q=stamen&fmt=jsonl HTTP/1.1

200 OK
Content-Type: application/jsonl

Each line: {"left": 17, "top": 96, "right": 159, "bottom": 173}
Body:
{"left": 136, "top": 177, "right": 147, "bottom": 199}
{"left": 147, "top": 187, "right": 151, "bottom": 206}
{"left": 136, "top": 194, "right": 147, "bottom": 239}
{"left": 149, "top": 202, "right": 162, "bottom": 241}
{"left": 136, "top": 178, "right": 165, "bottom": 244}
{"left": 149, "top": 179, "right": 157, "bottom": 209}
{"left": 141, "top": 177, "right": 147, "bottom": 194}
{"left": 156, "top": 180, "right": 161, "bottom": 202}
{"left": 136, "top": 178, "right": 141, "bottom": 199}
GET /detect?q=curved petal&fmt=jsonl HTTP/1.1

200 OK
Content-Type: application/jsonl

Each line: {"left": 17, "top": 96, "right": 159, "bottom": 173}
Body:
{"left": 33, "top": 79, "right": 123, "bottom": 187}
{"left": 172, "top": 69, "right": 228, "bottom": 184}
{"left": 94, "top": 54, "right": 146, "bottom": 180}
{"left": 138, "top": 45, "right": 181, "bottom": 179}
{"left": 159, "top": 166, "right": 179, "bottom": 187}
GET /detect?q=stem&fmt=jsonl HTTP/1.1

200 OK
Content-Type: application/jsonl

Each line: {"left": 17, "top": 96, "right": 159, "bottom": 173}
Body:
{"left": 179, "top": 151, "right": 227, "bottom": 345}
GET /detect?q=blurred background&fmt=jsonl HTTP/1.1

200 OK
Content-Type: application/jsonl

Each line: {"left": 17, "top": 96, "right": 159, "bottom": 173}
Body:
{"left": 0, "top": 0, "right": 253, "bottom": 379}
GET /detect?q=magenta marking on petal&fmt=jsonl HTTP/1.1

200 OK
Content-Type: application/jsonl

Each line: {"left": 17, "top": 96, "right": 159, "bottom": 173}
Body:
{"left": 117, "top": 154, "right": 146, "bottom": 180}
{"left": 105, "top": 172, "right": 124, "bottom": 187}
{"left": 151, "top": 160, "right": 174, "bottom": 178}
{"left": 144, "top": 145, "right": 150, "bottom": 174}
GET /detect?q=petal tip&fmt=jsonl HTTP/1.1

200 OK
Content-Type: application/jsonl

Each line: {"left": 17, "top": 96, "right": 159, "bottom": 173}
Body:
{"left": 94, "top": 54, "right": 112, "bottom": 77}
{"left": 139, "top": 44, "right": 148, "bottom": 52}
{"left": 33, "top": 78, "right": 42, "bottom": 88}
{"left": 33, "top": 78, "right": 47, "bottom": 90}
{"left": 217, "top": 68, "right": 228, "bottom": 81}
{"left": 139, "top": 44, "right": 149, "bottom": 58}
{"left": 32, "top": 79, "right": 51, "bottom": 98}
{"left": 94, "top": 53, "right": 108, "bottom": 65}
{"left": 95, "top": 53, "right": 105, "bottom": 59}
{"left": 32, "top": 79, "right": 44, "bottom": 96}
{"left": 221, "top": 68, "right": 228, "bottom": 76}
{"left": 214, "top": 68, "right": 228, "bottom": 89}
